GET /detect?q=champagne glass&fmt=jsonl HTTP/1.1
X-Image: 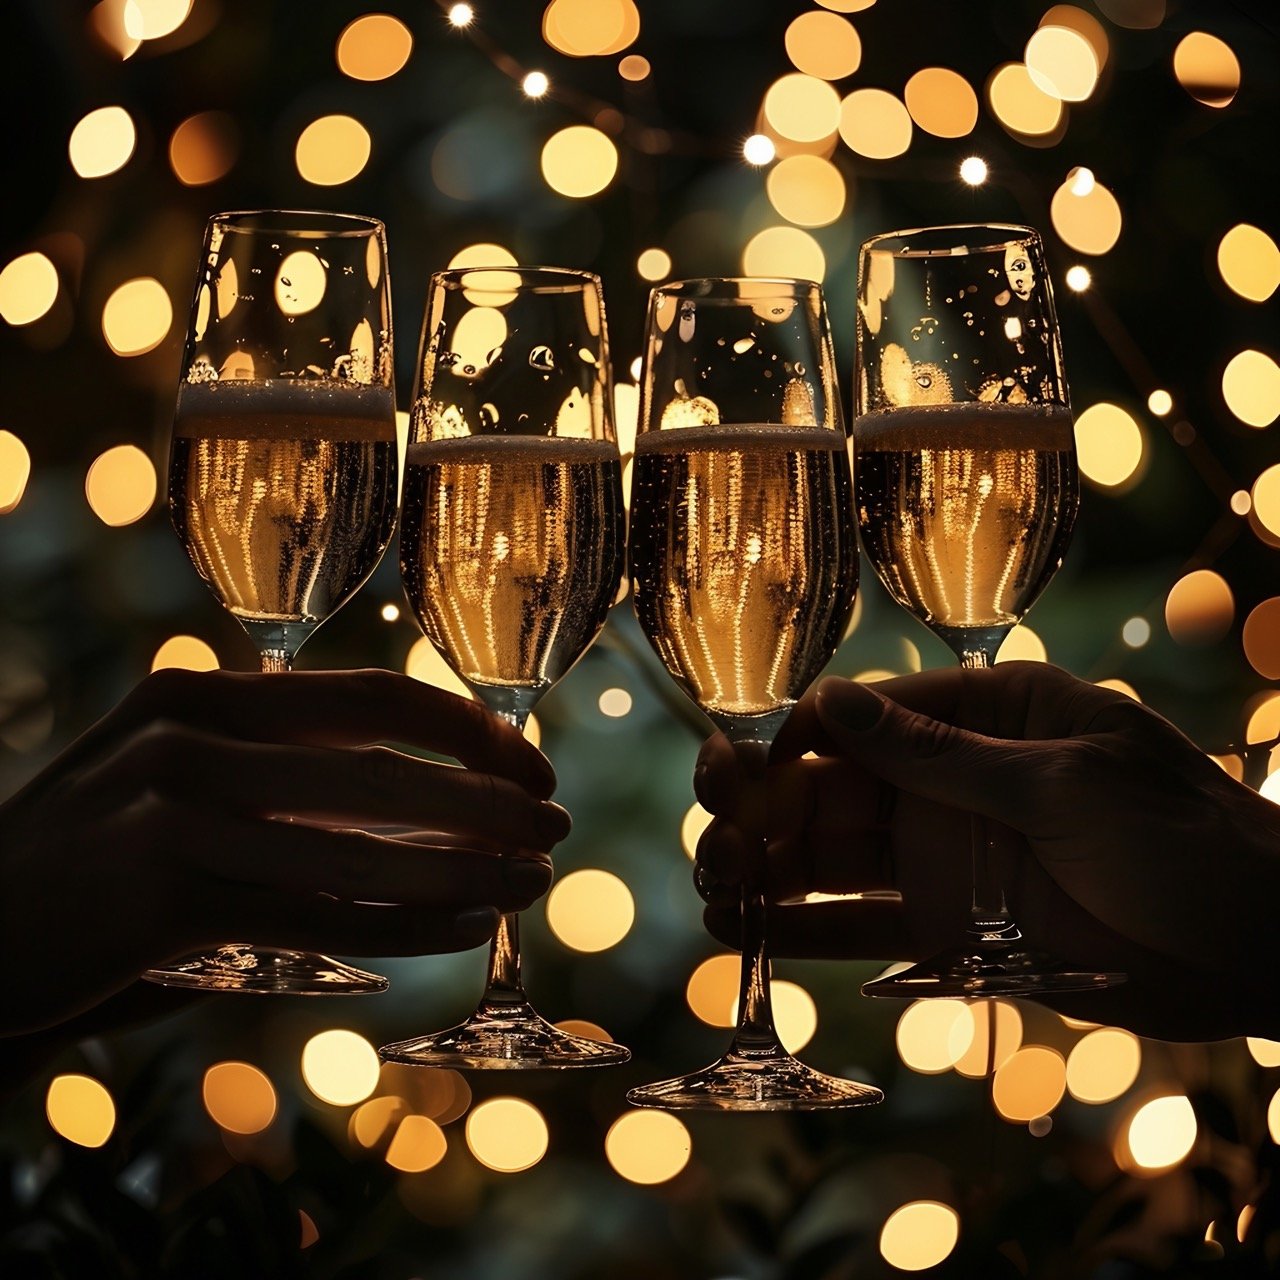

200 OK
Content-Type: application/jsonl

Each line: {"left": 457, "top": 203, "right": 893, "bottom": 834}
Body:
{"left": 378, "top": 266, "right": 631, "bottom": 1069}
{"left": 626, "top": 278, "right": 881, "bottom": 1110}
{"left": 853, "top": 223, "right": 1125, "bottom": 996}
{"left": 145, "top": 210, "right": 399, "bottom": 994}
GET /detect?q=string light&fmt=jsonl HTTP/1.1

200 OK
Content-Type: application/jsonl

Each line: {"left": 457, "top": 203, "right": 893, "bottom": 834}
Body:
{"left": 522, "top": 70, "right": 549, "bottom": 98}
{"left": 959, "top": 155, "right": 987, "bottom": 184}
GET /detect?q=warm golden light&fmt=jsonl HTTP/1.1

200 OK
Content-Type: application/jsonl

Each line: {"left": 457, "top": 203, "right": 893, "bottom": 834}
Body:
{"left": 542, "top": 0, "right": 639, "bottom": 57}
{"left": 152, "top": 634, "right": 218, "bottom": 672}
{"left": 89, "top": 0, "right": 141, "bottom": 58}
{"left": 102, "top": 277, "right": 172, "bottom": 357}
{"left": 46, "top": 1074, "right": 116, "bottom": 1148}
{"left": 1122, "top": 616, "right": 1151, "bottom": 648}
{"left": 637, "top": 247, "right": 672, "bottom": 281}
{"left": 202, "top": 1061, "right": 277, "bottom": 1134}
{"left": 618, "top": 54, "right": 650, "bottom": 82}
{"left": 169, "top": 111, "right": 238, "bottom": 186}
{"left": 69, "top": 105, "right": 136, "bottom": 178}
{"left": 1246, "top": 692, "right": 1280, "bottom": 745}
{"left": 386, "top": 1115, "right": 448, "bottom": 1172}
{"left": 541, "top": 125, "right": 618, "bottom": 198}
{"left": 1041, "top": 6, "right": 1110, "bottom": 70}
{"left": 274, "top": 250, "right": 327, "bottom": 318}
{"left": 301, "top": 1030, "right": 380, "bottom": 1106}
{"left": 816, "top": 0, "right": 875, "bottom": 9}
{"left": 545, "top": 869, "right": 635, "bottom": 952}
{"left": 904, "top": 68, "right": 978, "bottom": 138}
{"left": 879, "top": 1202, "right": 960, "bottom": 1271}
{"left": 988, "top": 63, "right": 1064, "bottom": 137}
{"left": 1147, "top": 388, "right": 1172, "bottom": 415}
{"left": 838, "top": 88, "right": 912, "bottom": 159}
{"left": 553, "top": 1018, "right": 613, "bottom": 1042}
{"left": 405, "top": 635, "right": 473, "bottom": 699}
{"left": 1231, "top": 489, "right": 1251, "bottom": 516}
{"left": 958, "top": 155, "right": 987, "bottom": 185}
{"left": 1123, "top": 1095, "right": 1196, "bottom": 1171}
{"left": 992, "top": 1046, "right": 1067, "bottom": 1122}
{"left": 1251, "top": 465, "right": 1280, "bottom": 537}
{"left": 743, "top": 133, "right": 776, "bottom": 166}
{"left": 1065, "top": 264, "right": 1091, "bottom": 291}
{"left": 0, "top": 252, "right": 59, "bottom": 326}
{"left": 1243, "top": 598, "right": 1280, "bottom": 680}
{"left": 1222, "top": 350, "right": 1280, "bottom": 428}
{"left": 350, "top": 1095, "right": 406, "bottom": 1148}
{"left": 1246, "top": 1038, "right": 1280, "bottom": 1067}
{"left": 896, "top": 999, "right": 975, "bottom": 1074}
{"left": 996, "top": 624, "right": 1047, "bottom": 663}
{"left": 681, "top": 801, "right": 713, "bottom": 861}
{"left": 686, "top": 954, "right": 739, "bottom": 1027}
{"left": 742, "top": 226, "right": 825, "bottom": 283}
{"left": 85, "top": 445, "right": 156, "bottom": 527}
{"left": 1051, "top": 178, "right": 1122, "bottom": 255}
{"left": 597, "top": 686, "right": 632, "bottom": 717}
{"left": 765, "top": 154, "right": 846, "bottom": 227}
{"left": 448, "top": 3, "right": 473, "bottom": 26}
{"left": 522, "top": 70, "right": 550, "bottom": 98}
{"left": 1174, "top": 32, "right": 1240, "bottom": 108}
{"left": 465, "top": 1097, "right": 548, "bottom": 1172}
{"left": 605, "top": 1111, "right": 692, "bottom": 1184}
{"left": 1096, "top": 677, "right": 1140, "bottom": 701}
{"left": 1164, "top": 570, "right": 1233, "bottom": 646}
{"left": 764, "top": 74, "right": 842, "bottom": 143}
{"left": 784, "top": 10, "right": 861, "bottom": 81}
{"left": 954, "top": 1000, "right": 1022, "bottom": 1078}
{"left": 296, "top": 115, "right": 371, "bottom": 186}
{"left": 1073, "top": 402, "right": 1143, "bottom": 489}
{"left": 123, "top": 0, "right": 192, "bottom": 40}
{"left": 738, "top": 981, "right": 818, "bottom": 1054}
{"left": 1066, "top": 1028, "right": 1141, "bottom": 1103}
{"left": 1218, "top": 225, "right": 1280, "bottom": 302}
{"left": 1025, "top": 25, "right": 1099, "bottom": 101}
{"left": 336, "top": 13, "right": 413, "bottom": 81}
{"left": 0, "top": 431, "right": 32, "bottom": 514}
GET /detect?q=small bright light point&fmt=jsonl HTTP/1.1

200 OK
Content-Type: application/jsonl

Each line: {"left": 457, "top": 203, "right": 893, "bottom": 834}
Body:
{"left": 1067, "top": 165, "right": 1095, "bottom": 196}
{"left": 598, "top": 686, "right": 632, "bottom": 717}
{"left": 629, "top": 356, "right": 642, "bottom": 381}
{"left": 1232, "top": 489, "right": 1252, "bottom": 516}
{"left": 203, "top": 1062, "right": 277, "bottom": 1134}
{"left": 743, "top": 133, "right": 776, "bottom": 166}
{"left": 879, "top": 1202, "right": 960, "bottom": 1271}
{"left": 636, "top": 247, "right": 672, "bottom": 282}
{"left": 46, "top": 1075, "right": 116, "bottom": 1148}
{"left": 1148, "top": 389, "right": 1173, "bottom": 416}
{"left": 1065, "top": 264, "right": 1092, "bottom": 291}
{"left": 522, "top": 71, "right": 549, "bottom": 98}
{"left": 448, "top": 3, "right": 474, "bottom": 26}
{"left": 605, "top": 1111, "right": 692, "bottom": 1185}
{"left": 465, "top": 1097, "right": 548, "bottom": 1172}
{"left": 1123, "top": 1095, "right": 1197, "bottom": 1171}
{"left": 959, "top": 155, "right": 987, "bottom": 184}
{"left": 1122, "top": 617, "right": 1151, "bottom": 648}
{"left": 301, "top": 1029, "right": 380, "bottom": 1106}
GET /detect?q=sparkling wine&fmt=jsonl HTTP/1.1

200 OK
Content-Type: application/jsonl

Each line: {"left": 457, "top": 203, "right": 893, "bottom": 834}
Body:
{"left": 854, "top": 402, "right": 1077, "bottom": 640}
{"left": 628, "top": 424, "right": 857, "bottom": 718}
{"left": 170, "top": 379, "right": 397, "bottom": 624}
{"left": 399, "top": 435, "right": 624, "bottom": 692}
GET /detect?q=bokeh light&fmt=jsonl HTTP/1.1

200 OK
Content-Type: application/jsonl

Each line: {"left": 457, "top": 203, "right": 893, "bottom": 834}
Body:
{"left": 1040, "top": 5, "right": 1109, "bottom": 71}
{"left": 598, "top": 686, "right": 632, "bottom": 717}
{"left": 896, "top": 999, "right": 974, "bottom": 1074}
{"left": 169, "top": 111, "right": 238, "bottom": 186}
{"left": 46, "top": 1074, "right": 116, "bottom": 1148}
{"left": 202, "top": 1062, "right": 277, "bottom": 1134}
{"left": 1222, "top": 350, "right": 1280, "bottom": 428}
{"left": 1096, "top": 0, "right": 1164, "bottom": 28}
{"left": 618, "top": 54, "right": 650, "bottom": 82}
{"left": 1122, "top": 1095, "right": 1197, "bottom": 1171}
{"left": 987, "top": 63, "right": 1064, "bottom": 137}
{"left": 124, "top": 0, "right": 193, "bottom": 40}
{"left": 742, "top": 134, "right": 776, "bottom": 165}
{"left": 69, "top": 105, "right": 136, "bottom": 178}
{"left": 954, "top": 1000, "right": 1022, "bottom": 1078}
{"left": 1065, "top": 264, "right": 1091, "bottom": 291}
{"left": 336, "top": 14, "right": 413, "bottom": 81}
{"left": 386, "top": 1115, "right": 448, "bottom": 1172}
{"left": 686, "top": 954, "right": 740, "bottom": 1027}
{"left": 1025, "top": 25, "right": 1099, "bottom": 102}
{"left": 545, "top": 868, "right": 635, "bottom": 952}
{"left": 1243, "top": 599, "right": 1280, "bottom": 679}
{"left": 85, "top": 445, "right": 157, "bottom": 526}
{"left": 405, "top": 635, "right": 474, "bottom": 699}
{"left": 1246, "top": 692, "right": 1280, "bottom": 744}
{"left": 0, "top": 431, "right": 32, "bottom": 514}
{"left": 1218, "top": 225, "right": 1280, "bottom": 303}
{"left": 101, "top": 277, "right": 173, "bottom": 356}
{"left": 447, "top": 2, "right": 473, "bottom": 25}
{"left": 1122, "top": 616, "right": 1151, "bottom": 648}
{"left": 465, "top": 1097, "right": 548, "bottom": 1172}
{"left": 541, "top": 126, "right": 618, "bottom": 198}
{"left": 838, "top": 88, "right": 912, "bottom": 159}
{"left": 1173, "top": 32, "right": 1240, "bottom": 109}
{"left": 542, "top": 0, "right": 639, "bottom": 58}
{"left": 904, "top": 68, "right": 978, "bottom": 138}
{"left": 1066, "top": 1029, "right": 1141, "bottom": 1103}
{"left": 1164, "top": 570, "right": 1233, "bottom": 646}
{"left": 1148, "top": 389, "right": 1173, "bottom": 416}
{"left": 993, "top": 1046, "right": 1067, "bottom": 1123}
{"left": 1074, "top": 402, "right": 1144, "bottom": 489}
{"left": 1246, "top": 1038, "right": 1280, "bottom": 1068}
{"left": 605, "top": 1111, "right": 692, "bottom": 1184}
{"left": 637, "top": 248, "right": 672, "bottom": 281}
{"left": 1096, "top": 677, "right": 1140, "bottom": 701}
{"left": 738, "top": 981, "right": 818, "bottom": 1054}
{"left": 996, "top": 624, "right": 1047, "bottom": 663}
{"left": 879, "top": 1202, "right": 960, "bottom": 1271}
{"left": 301, "top": 1030, "right": 380, "bottom": 1106}
{"left": 681, "top": 801, "right": 713, "bottom": 860}
{"left": 1251, "top": 466, "right": 1280, "bottom": 536}
{"left": 151, "top": 634, "right": 219, "bottom": 672}
{"left": 522, "top": 71, "right": 550, "bottom": 98}
{"left": 784, "top": 11, "right": 861, "bottom": 81}
{"left": 349, "top": 1095, "right": 406, "bottom": 1149}
{"left": 765, "top": 154, "right": 846, "bottom": 227}
{"left": 959, "top": 156, "right": 987, "bottom": 185}
{"left": 296, "top": 115, "right": 371, "bottom": 186}
{"left": 741, "top": 226, "right": 825, "bottom": 282}
{"left": 764, "top": 74, "right": 841, "bottom": 143}
{"left": 1051, "top": 178, "right": 1122, "bottom": 255}
{"left": 0, "top": 252, "right": 59, "bottom": 326}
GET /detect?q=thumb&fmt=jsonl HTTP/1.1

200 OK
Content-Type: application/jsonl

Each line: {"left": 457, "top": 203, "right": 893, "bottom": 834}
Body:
{"left": 813, "top": 677, "right": 1050, "bottom": 829}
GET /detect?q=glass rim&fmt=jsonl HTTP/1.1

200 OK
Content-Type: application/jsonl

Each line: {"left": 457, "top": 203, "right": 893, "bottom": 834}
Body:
{"left": 209, "top": 209, "right": 385, "bottom": 238}
{"left": 652, "top": 276, "right": 822, "bottom": 299}
{"left": 861, "top": 223, "right": 1042, "bottom": 258}
{"left": 432, "top": 265, "right": 602, "bottom": 294}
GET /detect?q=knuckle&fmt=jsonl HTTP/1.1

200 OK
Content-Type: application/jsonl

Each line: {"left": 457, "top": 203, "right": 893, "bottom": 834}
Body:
{"left": 359, "top": 744, "right": 413, "bottom": 791}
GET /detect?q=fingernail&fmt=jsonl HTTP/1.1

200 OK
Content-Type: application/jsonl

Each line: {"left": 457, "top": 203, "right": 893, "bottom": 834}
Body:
{"left": 453, "top": 907, "right": 498, "bottom": 938}
{"left": 505, "top": 857, "right": 552, "bottom": 894}
{"left": 535, "top": 802, "right": 571, "bottom": 842}
{"left": 817, "top": 679, "right": 886, "bottom": 732}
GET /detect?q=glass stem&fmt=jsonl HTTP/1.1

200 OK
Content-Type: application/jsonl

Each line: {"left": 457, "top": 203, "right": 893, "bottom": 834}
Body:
{"left": 959, "top": 647, "right": 1021, "bottom": 944}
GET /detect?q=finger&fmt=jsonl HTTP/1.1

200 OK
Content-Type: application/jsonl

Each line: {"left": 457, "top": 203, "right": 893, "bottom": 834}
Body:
{"left": 90, "top": 726, "right": 570, "bottom": 850}
{"left": 694, "top": 731, "right": 737, "bottom": 812}
{"left": 111, "top": 668, "right": 557, "bottom": 797}
{"left": 703, "top": 898, "right": 913, "bottom": 960}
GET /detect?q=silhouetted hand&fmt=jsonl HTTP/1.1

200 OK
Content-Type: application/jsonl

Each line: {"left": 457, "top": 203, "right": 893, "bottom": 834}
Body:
{"left": 0, "top": 668, "right": 568, "bottom": 1038}
{"left": 695, "top": 662, "right": 1280, "bottom": 1041}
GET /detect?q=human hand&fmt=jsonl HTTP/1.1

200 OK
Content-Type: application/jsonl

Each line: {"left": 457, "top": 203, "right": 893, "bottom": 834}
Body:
{"left": 0, "top": 668, "right": 568, "bottom": 1036}
{"left": 695, "top": 662, "right": 1280, "bottom": 1041}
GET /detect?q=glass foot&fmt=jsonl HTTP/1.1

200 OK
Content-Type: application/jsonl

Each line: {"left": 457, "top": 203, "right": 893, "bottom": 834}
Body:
{"left": 862, "top": 942, "right": 1126, "bottom": 998}
{"left": 142, "top": 944, "right": 388, "bottom": 994}
{"left": 627, "top": 1051, "right": 883, "bottom": 1112}
{"left": 379, "top": 1000, "right": 632, "bottom": 1069}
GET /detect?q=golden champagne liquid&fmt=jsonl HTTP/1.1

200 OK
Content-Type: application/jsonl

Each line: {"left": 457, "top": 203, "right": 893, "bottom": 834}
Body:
{"left": 854, "top": 402, "right": 1077, "bottom": 641}
{"left": 400, "top": 436, "right": 624, "bottom": 692}
{"left": 170, "top": 379, "right": 397, "bottom": 623}
{"left": 628, "top": 425, "right": 857, "bottom": 718}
